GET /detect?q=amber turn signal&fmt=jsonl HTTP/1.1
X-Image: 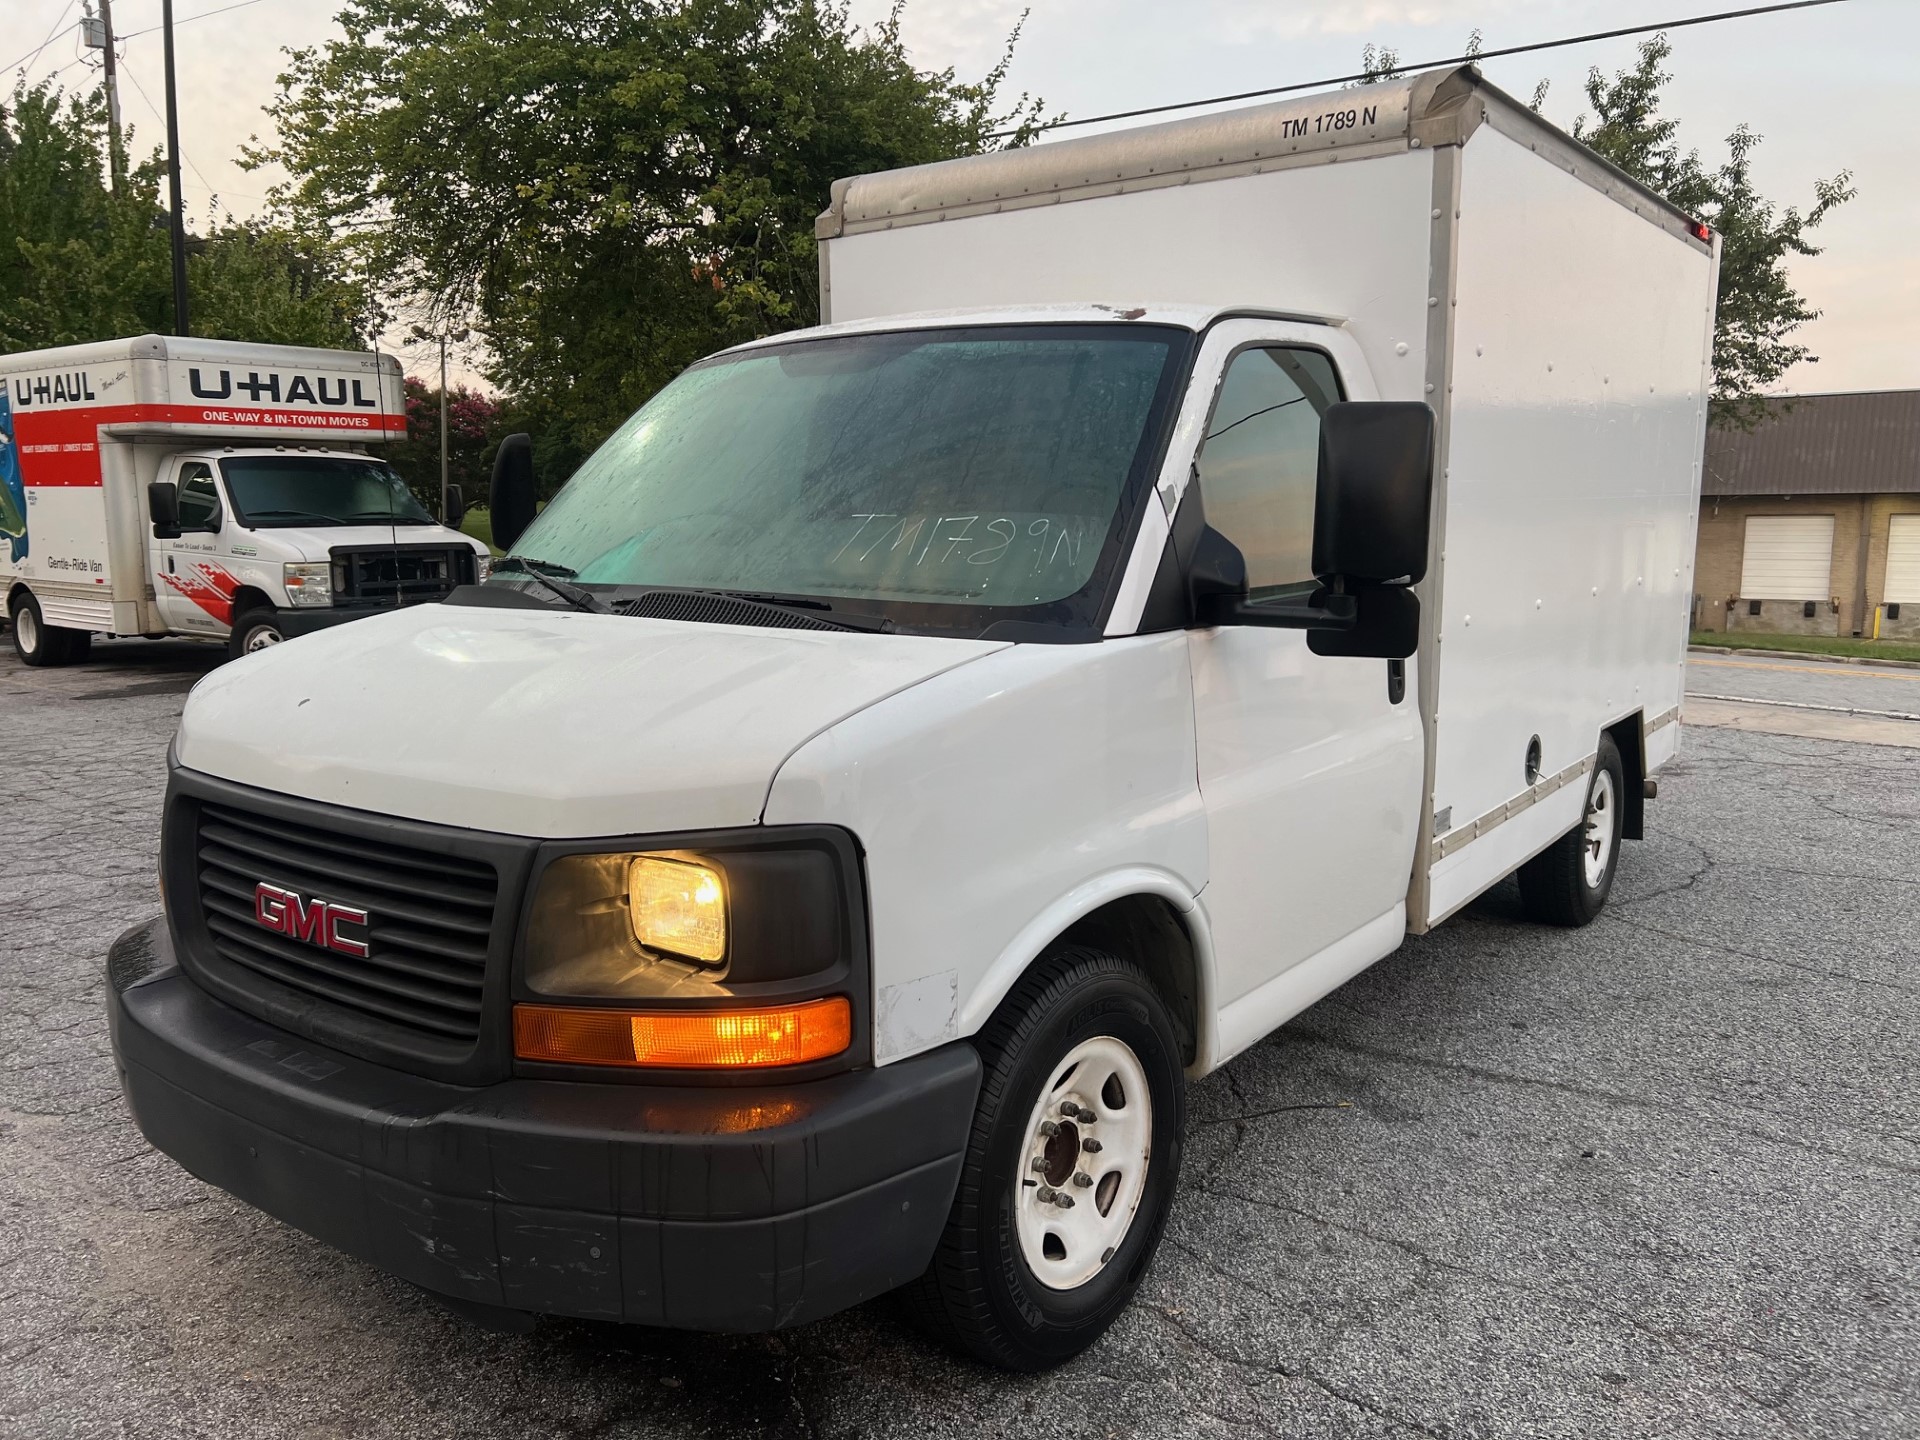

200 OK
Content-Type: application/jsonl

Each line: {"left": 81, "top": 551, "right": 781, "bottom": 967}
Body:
{"left": 513, "top": 997, "right": 852, "bottom": 1069}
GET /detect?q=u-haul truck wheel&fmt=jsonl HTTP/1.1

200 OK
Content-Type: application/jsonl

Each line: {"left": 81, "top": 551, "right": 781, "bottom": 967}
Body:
{"left": 9, "top": 591, "right": 91, "bottom": 668}
{"left": 908, "top": 946, "right": 1185, "bottom": 1371}
{"left": 228, "top": 609, "right": 287, "bottom": 660}
{"left": 1519, "top": 733, "right": 1626, "bottom": 927}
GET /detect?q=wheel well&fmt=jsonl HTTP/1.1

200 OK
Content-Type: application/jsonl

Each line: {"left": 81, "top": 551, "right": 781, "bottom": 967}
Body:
{"left": 229, "top": 586, "right": 274, "bottom": 622}
{"left": 6, "top": 582, "right": 30, "bottom": 616}
{"left": 1607, "top": 713, "right": 1646, "bottom": 841}
{"left": 1055, "top": 895, "right": 1200, "bottom": 1066}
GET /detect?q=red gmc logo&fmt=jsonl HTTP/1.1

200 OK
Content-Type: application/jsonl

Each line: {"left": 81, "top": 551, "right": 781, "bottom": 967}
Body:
{"left": 253, "top": 882, "right": 371, "bottom": 958}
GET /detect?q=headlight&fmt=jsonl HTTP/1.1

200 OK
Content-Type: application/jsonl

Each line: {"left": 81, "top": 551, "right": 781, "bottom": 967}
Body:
{"left": 474, "top": 553, "right": 492, "bottom": 583}
{"left": 628, "top": 855, "right": 726, "bottom": 961}
{"left": 522, "top": 834, "right": 853, "bottom": 1001}
{"left": 282, "top": 562, "right": 333, "bottom": 608}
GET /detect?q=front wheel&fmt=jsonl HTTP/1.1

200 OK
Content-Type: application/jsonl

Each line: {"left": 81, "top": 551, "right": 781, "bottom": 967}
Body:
{"left": 228, "top": 608, "right": 287, "bottom": 660}
{"left": 1518, "top": 733, "right": 1625, "bottom": 926}
{"left": 907, "top": 946, "right": 1186, "bottom": 1371}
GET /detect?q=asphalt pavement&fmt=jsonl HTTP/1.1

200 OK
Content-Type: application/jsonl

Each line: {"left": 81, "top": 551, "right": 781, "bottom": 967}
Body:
{"left": 1, "top": 637, "right": 1915, "bottom": 1439}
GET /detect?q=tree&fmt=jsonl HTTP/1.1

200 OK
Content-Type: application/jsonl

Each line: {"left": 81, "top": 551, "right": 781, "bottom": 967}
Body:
{"left": 260, "top": 0, "right": 1047, "bottom": 487}
{"left": 383, "top": 375, "right": 504, "bottom": 515}
{"left": 0, "top": 79, "right": 374, "bottom": 353}
{"left": 1574, "top": 36, "right": 1854, "bottom": 428}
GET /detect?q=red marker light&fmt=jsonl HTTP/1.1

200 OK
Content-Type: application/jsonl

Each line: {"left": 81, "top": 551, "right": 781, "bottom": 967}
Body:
{"left": 1691, "top": 220, "right": 1712, "bottom": 242}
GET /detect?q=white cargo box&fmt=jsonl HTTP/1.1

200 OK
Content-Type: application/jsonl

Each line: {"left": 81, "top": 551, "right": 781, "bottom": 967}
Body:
{"left": 817, "top": 65, "right": 1719, "bottom": 931}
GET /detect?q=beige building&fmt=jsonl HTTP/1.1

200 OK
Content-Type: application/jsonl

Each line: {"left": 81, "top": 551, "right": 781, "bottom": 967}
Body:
{"left": 1694, "top": 390, "right": 1920, "bottom": 640}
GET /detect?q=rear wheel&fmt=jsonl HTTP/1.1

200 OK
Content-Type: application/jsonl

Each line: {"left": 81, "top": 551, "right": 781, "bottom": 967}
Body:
{"left": 1518, "top": 733, "right": 1624, "bottom": 926}
{"left": 9, "top": 592, "right": 90, "bottom": 667}
{"left": 907, "top": 946, "right": 1185, "bottom": 1371}
{"left": 228, "top": 608, "right": 286, "bottom": 660}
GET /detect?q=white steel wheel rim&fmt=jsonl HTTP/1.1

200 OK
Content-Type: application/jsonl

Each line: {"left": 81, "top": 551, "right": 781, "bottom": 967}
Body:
{"left": 1583, "top": 768, "right": 1617, "bottom": 889}
{"left": 245, "top": 625, "right": 284, "bottom": 652}
{"left": 15, "top": 607, "right": 38, "bottom": 654}
{"left": 1013, "top": 1035, "right": 1153, "bottom": 1291}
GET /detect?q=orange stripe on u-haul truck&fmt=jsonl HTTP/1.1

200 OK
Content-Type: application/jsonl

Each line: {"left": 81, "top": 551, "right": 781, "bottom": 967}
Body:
{"left": 8, "top": 403, "right": 409, "bottom": 488}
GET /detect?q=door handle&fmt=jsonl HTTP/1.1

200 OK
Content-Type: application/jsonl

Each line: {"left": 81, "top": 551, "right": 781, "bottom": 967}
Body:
{"left": 1387, "top": 658, "right": 1406, "bottom": 705}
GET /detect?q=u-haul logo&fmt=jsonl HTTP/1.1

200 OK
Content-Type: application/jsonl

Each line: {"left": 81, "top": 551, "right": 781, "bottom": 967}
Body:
{"left": 10, "top": 372, "right": 97, "bottom": 406}
{"left": 186, "top": 368, "right": 379, "bottom": 408}
{"left": 253, "top": 882, "right": 372, "bottom": 958}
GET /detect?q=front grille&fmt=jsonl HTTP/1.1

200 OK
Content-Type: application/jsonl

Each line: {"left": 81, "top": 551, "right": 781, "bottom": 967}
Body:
{"left": 193, "top": 801, "right": 498, "bottom": 1042}
{"left": 331, "top": 545, "right": 474, "bottom": 605}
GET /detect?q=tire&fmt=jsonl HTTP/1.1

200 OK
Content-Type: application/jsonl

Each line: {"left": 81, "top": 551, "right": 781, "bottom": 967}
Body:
{"left": 228, "top": 608, "right": 287, "bottom": 660}
{"left": 9, "top": 592, "right": 90, "bottom": 667}
{"left": 1518, "top": 733, "right": 1625, "bottom": 927}
{"left": 907, "top": 946, "right": 1186, "bottom": 1371}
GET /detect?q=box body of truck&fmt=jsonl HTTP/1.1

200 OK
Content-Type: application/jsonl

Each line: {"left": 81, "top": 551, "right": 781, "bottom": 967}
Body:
{"left": 1, "top": 335, "right": 487, "bottom": 661}
{"left": 815, "top": 64, "right": 1717, "bottom": 936}
{"left": 105, "top": 67, "right": 1718, "bottom": 1364}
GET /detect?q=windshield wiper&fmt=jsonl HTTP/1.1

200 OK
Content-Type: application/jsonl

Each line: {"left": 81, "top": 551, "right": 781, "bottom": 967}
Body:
{"left": 242, "top": 509, "right": 344, "bottom": 525}
{"left": 492, "top": 556, "right": 612, "bottom": 615}
{"left": 705, "top": 589, "right": 894, "bottom": 633}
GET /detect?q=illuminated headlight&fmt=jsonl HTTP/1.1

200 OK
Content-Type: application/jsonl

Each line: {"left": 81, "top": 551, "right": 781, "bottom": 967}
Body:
{"left": 627, "top": 856, "right": 727, "bottom": 962}
{"left": 282, "top": 562, "right": 333, "bottom": 607}
{"left": 474, "top": 553, "right": 492, "bottom": 582}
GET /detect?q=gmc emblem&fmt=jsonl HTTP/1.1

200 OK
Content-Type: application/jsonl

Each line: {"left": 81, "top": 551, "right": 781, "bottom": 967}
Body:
{"left": 253, "top": 882, "right": 371, "bottom": 958}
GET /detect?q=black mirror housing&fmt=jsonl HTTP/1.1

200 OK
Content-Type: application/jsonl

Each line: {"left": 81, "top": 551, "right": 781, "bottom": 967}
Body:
{"left": 1312, "top": 401, "right": 1435, "bottom": 585}
{"left": 444, "top": 483, "right": 467, "bottom": 529}
{"left": 1307, "top": 582, "right": 1420, "bottom": 659}
{"left": 147, "top": 480, "right": 181, "bottom": 539}
{"left": 490, "top": 434, "right": 538, "bottom": 553}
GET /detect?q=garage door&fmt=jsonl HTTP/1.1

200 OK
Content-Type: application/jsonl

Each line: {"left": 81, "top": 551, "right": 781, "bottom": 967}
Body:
{"left": 1740, "top": 515, "right": 1834, "bottom": 600}
{"left": 1886, "top": 515, "right": 1920, "bottom": 604}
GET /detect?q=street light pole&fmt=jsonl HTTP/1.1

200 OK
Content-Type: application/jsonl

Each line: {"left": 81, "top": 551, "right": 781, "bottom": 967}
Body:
{"left": 160, "top": 0, "right": 190, "bottom": 335}
{"left": 439, "top": 334, "right": 450, "bottom": 523}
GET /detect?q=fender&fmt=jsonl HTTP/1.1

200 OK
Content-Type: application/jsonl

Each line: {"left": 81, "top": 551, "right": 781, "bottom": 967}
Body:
{"left": 958, "top": 865, "right": 1222, "bottom": 1080}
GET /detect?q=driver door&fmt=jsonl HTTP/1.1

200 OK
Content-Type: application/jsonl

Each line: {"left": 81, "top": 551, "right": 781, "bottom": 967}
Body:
{"left": 1184, "top": 324, "right": 1425, "bottom": 1041}
{"left": 155, "top": 459, "right": 238, "bottom": 633}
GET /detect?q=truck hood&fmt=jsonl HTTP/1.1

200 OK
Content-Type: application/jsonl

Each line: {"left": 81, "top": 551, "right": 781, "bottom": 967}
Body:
{"left": 238, "top": 521, "right": 483, "bottom": 561}
{"left": 175, "top": 603, "right": 1006, "bottom": 836}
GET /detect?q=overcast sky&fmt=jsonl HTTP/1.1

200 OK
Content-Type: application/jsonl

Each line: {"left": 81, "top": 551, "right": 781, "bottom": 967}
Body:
{"left": 6, "top": 0, "right": 1908, "bottom": 393}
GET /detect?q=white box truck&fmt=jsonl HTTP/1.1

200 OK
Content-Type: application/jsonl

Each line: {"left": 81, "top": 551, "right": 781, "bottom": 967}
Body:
{"left": 108, "top": 67, "right": 1717, "bottom": 1368}
{"left": 0, "top": 334, "right": 490, "bottom": 664}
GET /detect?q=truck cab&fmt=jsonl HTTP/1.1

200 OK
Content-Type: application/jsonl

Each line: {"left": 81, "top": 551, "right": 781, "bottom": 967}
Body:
{"left": 147, "top": 445, "right": 489, "bottom": 655}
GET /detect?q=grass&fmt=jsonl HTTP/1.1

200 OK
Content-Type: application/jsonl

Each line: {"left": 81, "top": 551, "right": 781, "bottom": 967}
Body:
{"left": 1691, "top": 630, "right": 1920, "bottom": 663}
{"left": 460, "top": 508, "right": 500, "bottom": 554}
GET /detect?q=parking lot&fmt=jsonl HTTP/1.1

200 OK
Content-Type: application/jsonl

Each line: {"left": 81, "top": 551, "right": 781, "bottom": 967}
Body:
{"left": 2, "top": 640, "right": 1915, "bottom": 1439}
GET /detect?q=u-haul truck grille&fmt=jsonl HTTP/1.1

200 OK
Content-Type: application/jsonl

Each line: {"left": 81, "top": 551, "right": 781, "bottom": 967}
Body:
{"left": 192, "top": 801, "right": 498, "bottom": 1043}
{"left": 331, "top": 545, "right": 475, "bottom": 605}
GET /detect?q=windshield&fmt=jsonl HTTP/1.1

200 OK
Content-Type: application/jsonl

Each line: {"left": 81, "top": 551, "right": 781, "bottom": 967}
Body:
{"left": 220, "top": 456, "right": 436, "bottom": 529}
{"left": 506, "top": 324, "right": 1191, "bottom": 633}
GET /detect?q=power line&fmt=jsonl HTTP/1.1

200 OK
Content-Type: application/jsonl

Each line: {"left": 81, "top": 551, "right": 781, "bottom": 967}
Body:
{"left": 121, "top": 0, "right": 270, "bottom": 40}
{"left": 1, "top": 1, "right": 80, "bottom": 76}
{"left": 119, "top": 59, "right": 218, "bottom": 199}
{"left": 988, "top": 0, "right": 1854, "bottom": 139}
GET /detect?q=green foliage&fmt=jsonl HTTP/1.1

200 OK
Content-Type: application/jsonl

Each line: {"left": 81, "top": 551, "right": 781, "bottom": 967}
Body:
{"left": 384, "top": 375, "right": 505, "bottom": 515}
{"left": 1573, "top": 36, "right": 1855, "bottom": 428}
{"left": 0, "top": 79, "right": 373, "bottom": 353}
{"left": 260, "top": 0, "right": 1047, "bottom": 488}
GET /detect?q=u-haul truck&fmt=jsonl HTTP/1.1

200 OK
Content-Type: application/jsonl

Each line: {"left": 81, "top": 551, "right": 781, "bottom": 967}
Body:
{"left": 0, "top": 334, "right": 489, "bottom": 665}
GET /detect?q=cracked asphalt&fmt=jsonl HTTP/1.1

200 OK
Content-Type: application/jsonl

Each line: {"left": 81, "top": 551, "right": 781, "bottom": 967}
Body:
{"left": 2, "top": 637, "right": 1915, "bottom": 1439}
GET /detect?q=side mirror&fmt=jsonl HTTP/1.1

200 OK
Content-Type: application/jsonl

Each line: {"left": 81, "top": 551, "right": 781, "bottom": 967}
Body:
{"left": 444, "top": 483, "right": 467, "bottom": 529}
{"left": 1304, "top": 401, "right": 1436, "bottom": 660}
{"left": 148, "top": 481, "right": 181, "bottom": 539}
{"left": 490, "top": 434, "right": 537, "bottom": 552}
{"left": 1188, "top": 524, "right": 1357, "bottom": 633}
{"left": 1312, "top": 401, "right": 1435, "bottom": 586}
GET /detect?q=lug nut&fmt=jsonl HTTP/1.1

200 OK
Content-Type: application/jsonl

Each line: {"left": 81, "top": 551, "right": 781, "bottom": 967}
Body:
{"left": 1039, "top": 1120, "right": 1059, "bottom": 1137}
{"left": 1081, "top": 1139, "right": 1103, "bottom": 1153}
{"left": 1059, "top": 1101, "right": 1078, "bottom": 1118}
{"left": 1072, "top": 1172, "right": 1093, "bottom": 1188}
{"left": 1036, "top": 1185, "right": 1056, "bottom": 1203}
{"left": 1031, "top": 1157, "right": 1047, "bottom": 1173}
{"left": 1053, "top": 1193, "right": 1076, "bottom": 1209}
{"left": 1075, "top": 1105, "right": 1098, "bottom": 1123}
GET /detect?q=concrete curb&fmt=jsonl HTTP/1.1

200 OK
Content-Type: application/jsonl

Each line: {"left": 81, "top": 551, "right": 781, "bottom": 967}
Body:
{"left": 1689, "top": 645, "right": 1920, "bottom": 673}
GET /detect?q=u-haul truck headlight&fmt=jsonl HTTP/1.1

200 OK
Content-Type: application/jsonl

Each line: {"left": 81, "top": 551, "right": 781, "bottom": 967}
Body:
{"left": 475, "top": 553, "right": 492, "bottom": 583}
{"left": 283, "top": 562, "right": 333, "bottom": 608}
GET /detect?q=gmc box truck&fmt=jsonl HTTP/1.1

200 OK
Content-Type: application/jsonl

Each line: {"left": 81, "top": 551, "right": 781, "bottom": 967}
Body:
{"left": 0, "top": 335, "right": 489, "bottom": 664}
{"left": 107, "top": 66, "right": 1717, "bottom": 1369}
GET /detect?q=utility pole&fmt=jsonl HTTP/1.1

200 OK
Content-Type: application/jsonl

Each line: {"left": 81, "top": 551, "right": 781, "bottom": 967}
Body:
{"left": 439, "top": 334, "right": 450, "bottom": 523}
{"left": 160, "top": 0, "right": 190, "bottom": 336}
{"left": 83, "top": 0, "right": 127, "bottom": 193}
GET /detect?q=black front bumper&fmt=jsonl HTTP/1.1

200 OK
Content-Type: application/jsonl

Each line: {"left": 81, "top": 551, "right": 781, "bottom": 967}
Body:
{"left": 269, "top": 603, "right": 409, "bottom": 638}
{"left": 107, "top": 918, "right": 979, "bottom": 1331}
